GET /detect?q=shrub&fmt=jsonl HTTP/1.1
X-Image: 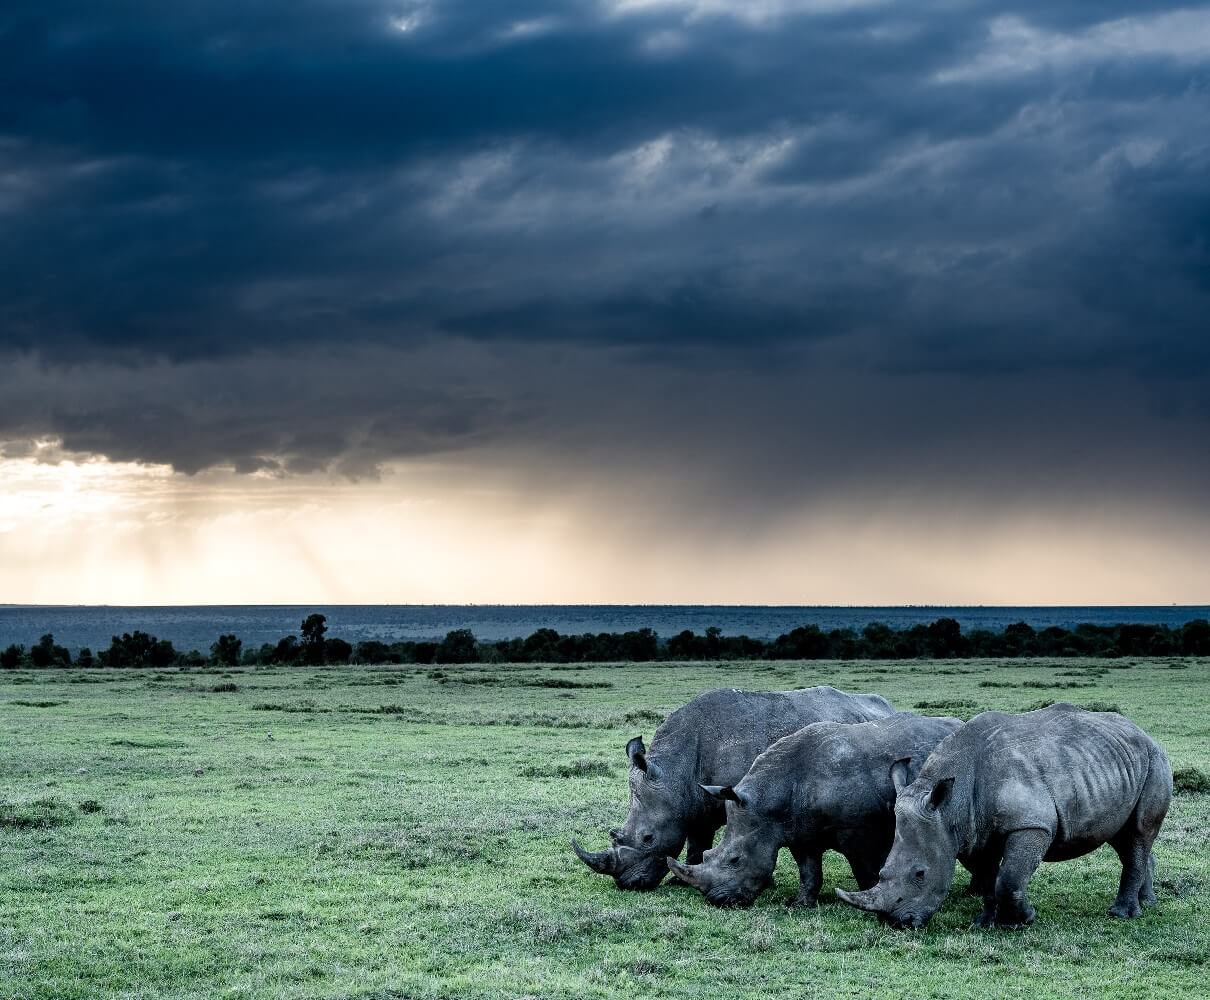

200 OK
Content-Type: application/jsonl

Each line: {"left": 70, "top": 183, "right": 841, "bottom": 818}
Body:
{"left": 1173, "top": 766, "right": 1210, "bottom": 795}
{"left": 324, "top": 637, "right": 353, "bottom": 664}
{"left": 99, "top": 632, "right": 178, "bottom": 668}
{"left": 436, "top": 629, "right": 479, "bottom": 664}
{"left": 29, "top": 634, "right": 72, "bottom": 668}
{"left": 210, "top": 634, "right": 243, "bottom": 666}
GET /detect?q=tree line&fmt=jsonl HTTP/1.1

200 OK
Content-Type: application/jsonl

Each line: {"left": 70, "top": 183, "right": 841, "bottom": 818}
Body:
{"left": 2, "top": 614, "right": 1209, "bottom": 669}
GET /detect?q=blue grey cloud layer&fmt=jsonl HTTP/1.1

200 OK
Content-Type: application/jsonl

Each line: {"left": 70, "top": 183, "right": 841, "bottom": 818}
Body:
{"left": 1, "top": 1, "right": 1208, "bottom": 486}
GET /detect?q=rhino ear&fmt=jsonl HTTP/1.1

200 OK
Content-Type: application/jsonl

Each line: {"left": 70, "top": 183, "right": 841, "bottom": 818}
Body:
{"left": 928, "top": 776, "right": 955, "bottom": 811}
{"left": 889, "top": 757, "right": 913, "bottom": 795}
{"left": 626, "top": 736, "right": 648, "bottom": 772}
{"left": 701, "top": 784, "right": 747, "bottom": 808}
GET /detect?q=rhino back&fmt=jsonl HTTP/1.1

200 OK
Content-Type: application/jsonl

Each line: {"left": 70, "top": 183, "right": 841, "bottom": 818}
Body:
{"left": 720, "top": 713, "right": 958, "bottom": 851}
{"left": 925, "top": 704, "right": 1161, "bottom": 851}
{"left": 651, "top": 686, "right": 895, "bottom": 789}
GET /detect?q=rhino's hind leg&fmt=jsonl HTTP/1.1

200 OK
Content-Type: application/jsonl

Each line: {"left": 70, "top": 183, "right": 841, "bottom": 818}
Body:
{"left": 1139, "top": 853, "right": 1157, "bottom": 907}
{"left": 1108, "top": 832, "right": 1149, "bottom": 919}
{"left": 1110, "top": 755, "right": 1169, "bottom": 919}
{"left": 991, "top": 829, "right": 1049, "bottom": 929}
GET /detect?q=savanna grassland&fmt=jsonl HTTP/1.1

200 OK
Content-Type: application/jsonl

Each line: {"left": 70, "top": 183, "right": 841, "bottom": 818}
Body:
{"left": 1, "top": 657, "right": 1207, "bottom": 1000}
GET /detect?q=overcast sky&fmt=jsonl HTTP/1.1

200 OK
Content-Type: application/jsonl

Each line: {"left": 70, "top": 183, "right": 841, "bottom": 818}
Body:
{"left": 2, "top": 1, "right": 1209, "bottom": 603}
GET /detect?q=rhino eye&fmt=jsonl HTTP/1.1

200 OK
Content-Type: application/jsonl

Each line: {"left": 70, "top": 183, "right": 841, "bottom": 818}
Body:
{"left": 914, "top": 867, "right": 927, "bottom": 880}
{"left": 642, "top": 833, "right": 655, "bottom": 845}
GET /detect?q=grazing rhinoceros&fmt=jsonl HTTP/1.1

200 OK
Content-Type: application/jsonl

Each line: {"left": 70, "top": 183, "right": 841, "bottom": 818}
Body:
{"left": 572, "top": 686, "right": 895, "bottom": 890}
{"left": 836, "top": 702, "right": 1172, "bottom": 929}
{"left": 667, "top": 713, "right": 962, "bottom": 908}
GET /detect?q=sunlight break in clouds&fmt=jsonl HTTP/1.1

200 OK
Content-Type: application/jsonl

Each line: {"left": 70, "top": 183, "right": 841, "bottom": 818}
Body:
{"left": 3, "top": 443, "right": 1209, "bottom": 606}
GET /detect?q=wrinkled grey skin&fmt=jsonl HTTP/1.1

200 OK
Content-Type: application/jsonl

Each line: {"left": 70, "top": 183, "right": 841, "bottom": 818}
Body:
{"left": 667, "top": 714, "right": 961, "bottom": 908}
{"left": 572, "top": 686, "right": 895, "bottom": 890}
{"left": 836, "top": 703, "right": 1172, "bottom": 930}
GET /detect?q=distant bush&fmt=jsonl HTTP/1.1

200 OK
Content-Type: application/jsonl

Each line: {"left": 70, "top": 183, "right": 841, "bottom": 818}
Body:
{"left": 325, "top": 637, "right": 353, "bottom": 664}
{"left": 9, "top": 613, "right": 1210, "bottom": 668}
{"left": 1172, "top": 766, "right": 1210, "bottom": 795}
{"left": 29, "top": 634, "right": 72, "bottom": 668}
{"left": 436, "top": 629, "right": 479, "bottom": 664}
{"left": 354, "top": 640, "right": 398, "bottom": 664}
{"left": 210, "top": 634, "right": 243, "bottom": 666}
{"left": 99, "top": 632, "right": 178, "bottom": 669}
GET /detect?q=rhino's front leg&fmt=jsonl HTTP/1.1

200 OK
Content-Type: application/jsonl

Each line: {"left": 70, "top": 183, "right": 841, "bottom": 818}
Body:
{"left": 666, "top": 826, "right": 715, "bottom": 887}
{"left": 683, "top": 826, "right": 716, "bottom": 866}
{"left": 789, "top": 847, "right": 823, "bottom": 908}
{"left": 991, "top": 829, "right": 1050, "bottom": 929}
{"left": 969, "top": 859, "right": 1000, "bottom": 928}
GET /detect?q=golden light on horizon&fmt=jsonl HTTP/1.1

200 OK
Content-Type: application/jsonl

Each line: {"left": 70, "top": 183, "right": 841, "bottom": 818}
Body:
{"left": 2, "top": 442, "right": 1207, "bottom": 606}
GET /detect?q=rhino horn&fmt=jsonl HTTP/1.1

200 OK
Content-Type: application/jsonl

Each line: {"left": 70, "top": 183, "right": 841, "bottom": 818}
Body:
{"left": 572, "top": 839, "right": 618, "bottom": 875}
{"left": 835, "top": 885, "right": 889, "bottom": 913}
{"left": 666, "top": 857, "right": 703, "bottom": 886}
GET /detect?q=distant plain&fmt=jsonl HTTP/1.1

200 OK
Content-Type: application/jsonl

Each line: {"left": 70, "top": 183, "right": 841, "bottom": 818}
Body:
{"left": 2, "top": 657, "right": 1206, "bottom": 999}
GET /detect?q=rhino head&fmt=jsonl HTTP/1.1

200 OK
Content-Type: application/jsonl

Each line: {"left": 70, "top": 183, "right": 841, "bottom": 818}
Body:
{"left": 836, "top": 763, "right": 958, "bottom": 929}
{"left": 571, "top": 736, "right": 688, "bottom": 890}
{"left": 665, "top": 782, "right": 781, "bottom": 908}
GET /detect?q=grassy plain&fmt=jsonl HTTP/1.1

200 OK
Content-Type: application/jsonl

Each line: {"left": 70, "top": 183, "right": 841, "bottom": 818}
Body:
{"left": 1, "top": 657, "right": 1207, "bottom": 999}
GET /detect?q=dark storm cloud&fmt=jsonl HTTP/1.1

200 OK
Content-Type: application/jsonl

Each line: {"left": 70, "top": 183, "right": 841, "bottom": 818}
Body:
{"left": 1, "top": 0, "right": 1209, "bottom": 483}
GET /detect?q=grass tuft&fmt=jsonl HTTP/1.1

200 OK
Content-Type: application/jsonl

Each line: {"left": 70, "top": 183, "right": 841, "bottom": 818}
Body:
{"left": 1173, "top": 766, "right": 1210, "bottom": 795}
{"left": 0, "top": 797, "right": 76, "bottom": 830}
{"left": 521, "top": 758, "right": 614, "bottom": 779}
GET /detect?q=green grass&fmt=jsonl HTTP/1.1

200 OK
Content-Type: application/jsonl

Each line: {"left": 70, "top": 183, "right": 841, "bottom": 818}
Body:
{"left": 1, "top": 657, "right": 1207, "bottom": 999}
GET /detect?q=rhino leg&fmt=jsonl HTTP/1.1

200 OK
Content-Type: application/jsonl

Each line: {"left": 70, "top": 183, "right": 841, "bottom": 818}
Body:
{"left": 1110, "top": 761, "right": 1169, "bottom": 918}
{"left": 684, "top": 826, "right": 716, "bottom": 866}
{"left": 790, "top": 847, "right": 823, "bottom": 907}
{"left": 1139, "top": 853, "right": 1157, "bottom": 906}
{"left": 991, "top": 829, "right": 1049, "bottom": 929}
{"left": 968, "top": 857, "right": 1000, "bottom": 927}
{"left": 1109, "top": 833, "right": 1149, "bottom": 919}
{"left": 844, "top": 851, "right": 881, "bottom": 892}
{"left": 966, "top": 859, "right": 997, "bottom": 898}
{"left": 667, "top": 825, "right": 715, "bottom": 887}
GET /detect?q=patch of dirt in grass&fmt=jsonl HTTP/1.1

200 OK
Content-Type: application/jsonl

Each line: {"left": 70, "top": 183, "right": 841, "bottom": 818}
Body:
{"left": 9, "top": 699, "right": 66, "bottom": 708}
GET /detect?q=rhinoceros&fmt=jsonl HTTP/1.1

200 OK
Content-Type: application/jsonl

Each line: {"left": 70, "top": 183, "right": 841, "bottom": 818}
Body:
{"left": 666, "top": 713, "right": 962, "bottom": 907}
{"left": 572, "top": 686, "right": 895, "bottom": 890}
{"left": 836, "top": 702, "right": 1172, "bottom": 929}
